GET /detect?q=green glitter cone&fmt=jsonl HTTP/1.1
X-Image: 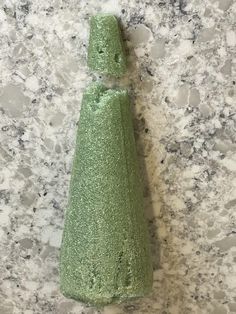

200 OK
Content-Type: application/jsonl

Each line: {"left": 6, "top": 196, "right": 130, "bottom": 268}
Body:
{"left": 87, "top": 14, "right": 127, "bottom": 77}
{"left": 60, "top": 83, "right": 153, "bottom": 306}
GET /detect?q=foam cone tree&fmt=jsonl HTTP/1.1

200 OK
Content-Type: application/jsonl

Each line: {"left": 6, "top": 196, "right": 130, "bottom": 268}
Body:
{"left": 60, "top": 83, "right": 152, "bottom": 306}
{"left": 87, "top": 14, "right": 127, "bottom": 77}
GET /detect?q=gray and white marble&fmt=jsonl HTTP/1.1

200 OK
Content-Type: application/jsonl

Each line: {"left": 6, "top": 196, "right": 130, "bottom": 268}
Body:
{"left": 0, "top": 0, "right": 236, "bottom": 313}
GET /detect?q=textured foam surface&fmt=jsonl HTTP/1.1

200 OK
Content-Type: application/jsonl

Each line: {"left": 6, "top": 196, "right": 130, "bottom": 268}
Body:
{"left": 87, "top": 14, "right": 127, "bottom": 77}
{"left": 59, "top": 83, "right": 153, "bottom": 306}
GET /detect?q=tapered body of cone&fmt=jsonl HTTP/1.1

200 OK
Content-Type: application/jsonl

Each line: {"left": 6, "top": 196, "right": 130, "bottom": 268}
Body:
{"left": 60, "top": 83, "right": 153, "bottom": 306}
{"left": 87, "top": 14, "right": 127, "bottom": 77}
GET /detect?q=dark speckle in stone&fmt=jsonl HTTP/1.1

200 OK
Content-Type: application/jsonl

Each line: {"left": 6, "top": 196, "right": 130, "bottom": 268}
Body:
{"left": 165, "top": 96, "right": 170, "bottom": 103}
{"left": 224, "top": 199, "right": 236, "bottom": 209}
{"left": 26, "top": 33, "right": 34, "bottom": 39}
{"left": 179, "top": 0, "right": 188, "bottom": 15}
{"left": 3, "top": 6, "right": 16, "bottom": 18}
{"left": 166, "top": 141, "right": 180, "bottom": 153}
{"left": 23, "top": 255, "right": 31, "bottom": 259}
{"left": 18, "top": 138, "right": 24, "bottom": 149}
{"left": 52, "top": 200, "right": 60, "bottom": 209}
{"left": 146, "top": 68, "right": 154, "bottom": 76}
{"left": 40, "top": 87, "right": 46, "bottom": 93}
{"left": 19, "top": 2, "right": 30, "bottom": 14}
{"left": 46, "top": 94, "right": 53, "bottom": 101}
{"left": 140, "top": 117, "right": 145, "bottom": 125}
{"left": 128, "top": 13, "right": 145, "bottom": 25}
{"left": 46, "top": 6, "right": 54, "bottom": 13}
{"left": 2, "top": 125, "right": 10, "bottom": 131}
{"left": 0, "top": 190, "right": 10, "bottom": 204}
{"left": 123, "top": 304, "right": 139, "bottom": 312}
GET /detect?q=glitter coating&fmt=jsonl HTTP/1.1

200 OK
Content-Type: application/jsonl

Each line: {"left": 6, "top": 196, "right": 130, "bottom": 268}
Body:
{"left": 59, "top": 83, "right": 153, "bottom": 306}
{"left": 87, "top": 14, "right": 127, "bottom": 77}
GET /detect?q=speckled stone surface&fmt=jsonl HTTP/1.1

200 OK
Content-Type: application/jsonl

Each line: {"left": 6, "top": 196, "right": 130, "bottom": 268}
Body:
{"left": 0, "top": 1, "right": 235, "bottom": 314}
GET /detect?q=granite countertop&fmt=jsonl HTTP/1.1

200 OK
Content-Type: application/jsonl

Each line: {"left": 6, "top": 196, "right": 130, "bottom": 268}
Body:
{"left": 0, "top": 0, "right": 236, "bottom": 313}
